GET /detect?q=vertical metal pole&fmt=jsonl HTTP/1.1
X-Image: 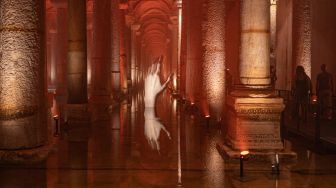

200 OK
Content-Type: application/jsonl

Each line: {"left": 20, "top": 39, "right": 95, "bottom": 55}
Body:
{"left": 240, "top": 155, "right": 244, "bottom": 177}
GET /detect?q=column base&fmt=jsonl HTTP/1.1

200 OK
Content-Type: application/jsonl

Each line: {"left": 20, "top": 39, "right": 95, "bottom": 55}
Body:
{"left": 0, "top": 115, "right": 47, "bottom": 149}
{"left": 0, "top": 138, "right": 56, "bottom": 164}
{"left": 216, "top": 143, "right": 297, "bottom": 162}
{"left": 226, "top": 89, "right": 285, "bottom": 150}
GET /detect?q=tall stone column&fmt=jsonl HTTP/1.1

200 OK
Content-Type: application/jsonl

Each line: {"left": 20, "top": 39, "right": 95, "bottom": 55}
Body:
{"left": 46, "top": 10, "right": 57, "bottom": 87}
{"left": 67, "top": 0, "right": 89, "bottom": 123}
{"left": 68, "top": 0, "right": 88, "bottom": 104}
{"left": 91, "top": 0, "right": 111, "bottom": 101}
{"left": 185, "top": 0, "right": 203, "bottom": 104}
{"left": 0, "top": 0, "right": 47, "bottom": 149}
{"left": 169, "top": 18, "right": 178, "bottom": 92}
{"left": 202, "top": 0, "right": 226, "bottom": 119}
{"left": 53, "top": 1, "right": 68, "bottom": 98}
{"left": 292, "top": 0, "right": 312, "bottom": 77}
{"left": 239, "top": 0, "right": 270, "bottom": 87}
{"left": 124, "top": 26, "right": 132, "bottom": 91}
{"left": 226, "top": 0, "right": 284, "bottom": 151}
{"left": 131, "top": 25, "right": 140, "bottom": 88}
{"left": 120, "top": 10, "right": 128, "bottom": 94}
{"left": 179, "top": 0, "right": 187, "bottom": 98}
{"left": 111, "top": 0, "right": 121, "bottom": 98}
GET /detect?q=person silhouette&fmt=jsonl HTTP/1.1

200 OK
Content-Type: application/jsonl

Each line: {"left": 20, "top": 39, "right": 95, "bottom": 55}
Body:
{"left": 292, "top": 65, "right": 312, "bottom": 122}
{"left": 316, "top": 64, "right": 334, "bottom": 120}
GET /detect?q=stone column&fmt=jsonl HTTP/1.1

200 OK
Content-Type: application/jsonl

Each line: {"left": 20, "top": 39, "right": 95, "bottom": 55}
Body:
{"left": 120, "top": 10, "right": 128, "bottom": 94}
{"left": 0, "top": 0, "right": 46, "bottom": 149}
{"left": 46, "top": 11, "right": 57, "bottom": 87}
{"left": 292, "top": 0, "right": 312, "bottom": 77}
{"left": 202, "top": 0, "right": 226, "bottom": 119}
{"left": 87, "top": 14, "right": 93, "bottom": 96}
{"left": 185, "top": 0, "right": 203, "bottom": 104}
{"left": 67, "top": 0, "right": 89, "bottom": 123}
{"left": 225, "top": 0, "right": 284, "bottom": 151}
{"left": 169, "top": 18, "right": 178, "bottom": 92}
{"left": 131, "top": 25, "right": 140, "bottom": 87}
{"left": 53, "top": 1, "right": 68, "bottom": 98}
{"left": 111, "top": 0, "right": 121, "bottom": 99}
{"left": 68, "top": 0, "right": 88, "bottom": 104}
{"left": 91, "top": 0, "right": 111, "bottom": 101}
{"left": 124, "top": 27, "right": 132, "bottom": 90}
{"left": 239, "top": 0, "right": 270, "bottom": 87}
{"left": 179, "top": 0, "right": 187, "bottom": 98}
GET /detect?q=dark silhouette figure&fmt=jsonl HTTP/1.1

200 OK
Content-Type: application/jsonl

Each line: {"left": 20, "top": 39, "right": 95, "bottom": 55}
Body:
{"left": 316, "top": 64, "right": 334, "bottom": 120}
{"left": 292, "top": 66, "right": 312, "bottom": 121}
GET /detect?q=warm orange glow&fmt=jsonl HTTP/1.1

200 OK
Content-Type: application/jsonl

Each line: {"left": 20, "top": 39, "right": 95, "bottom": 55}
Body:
{"left": 240, "top": 151, "right": 249, "bottom": 156}
{"left": 53, "top": 115, "right": 59, "bottom": 120}
{"left": 205, "top": 115, "right": 210, "bottom": 118}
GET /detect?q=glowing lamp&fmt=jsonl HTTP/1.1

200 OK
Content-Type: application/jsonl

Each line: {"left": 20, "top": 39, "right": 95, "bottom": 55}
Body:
{"left": 240, "top": 150, "right": 249, "bottom": 177}
{"left": 240, "top": 151, "right": 249, "bottom": 156}
{"left": 205, "top": 115, "right": 210, "bottom": 127}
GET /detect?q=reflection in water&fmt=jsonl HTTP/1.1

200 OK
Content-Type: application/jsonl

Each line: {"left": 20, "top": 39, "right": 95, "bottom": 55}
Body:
{"left": 144, "top": 108, "right": 171, "bottom": 151}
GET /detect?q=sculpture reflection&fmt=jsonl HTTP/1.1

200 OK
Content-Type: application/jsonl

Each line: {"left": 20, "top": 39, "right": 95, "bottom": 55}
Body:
{"left": 144, "top": 56, "right": 172, "bottom": 151}
{"left": 144, "top": 108, "right": 171, "bottom": 151}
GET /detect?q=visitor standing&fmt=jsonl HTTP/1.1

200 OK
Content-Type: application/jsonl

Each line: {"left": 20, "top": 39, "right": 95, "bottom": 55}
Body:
{"left": 316, "top": 64, "right": 334, "bottom": 120}
{"left": 292, "top": 66, "right": 312, "bottom": 121}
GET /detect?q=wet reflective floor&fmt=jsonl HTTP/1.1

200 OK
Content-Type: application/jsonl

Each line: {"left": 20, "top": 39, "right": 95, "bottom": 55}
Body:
{"left": 1, "top": 92, "right": 336, "bottom": 188}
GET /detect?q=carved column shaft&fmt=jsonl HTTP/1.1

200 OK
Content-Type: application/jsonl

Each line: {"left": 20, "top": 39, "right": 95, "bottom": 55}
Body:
{"left": 240, "top": 0, "right": 270, "bottom": 87}
{"left": 0, "top": 0, "right": 47, "bottom": 149}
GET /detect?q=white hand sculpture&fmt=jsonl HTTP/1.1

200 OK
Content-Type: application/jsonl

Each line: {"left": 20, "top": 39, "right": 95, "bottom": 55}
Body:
{"left": 144, "top": 63, "right": 171, "bottom": 108}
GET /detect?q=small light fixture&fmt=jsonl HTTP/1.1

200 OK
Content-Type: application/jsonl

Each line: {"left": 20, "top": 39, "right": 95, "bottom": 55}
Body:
{"left": 205, "top": 115, "right": 210, "bottom": 127}
{"left": 272, "top": 153, "right": 280, "bottom": 175}
{"left": 240, "top": 150, "right": 249, "bottom": 177}
{"left": 53, "top": 115, "right": 59, "bottom": 137}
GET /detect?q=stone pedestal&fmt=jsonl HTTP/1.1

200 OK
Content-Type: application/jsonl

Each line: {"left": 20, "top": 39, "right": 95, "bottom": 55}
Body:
{"left": 226, "top": 88, "right": 284, "bottom": 150}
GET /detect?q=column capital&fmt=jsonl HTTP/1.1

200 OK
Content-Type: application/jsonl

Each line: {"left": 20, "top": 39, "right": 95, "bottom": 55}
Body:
{"left": 175, "top": 0, "right": 182, "bottom": 8}
{"left": 119, "top": 3, "right": 129, "bottom": 10}
{"left": 131, "top": 24, "right": 141, "bottom": 31}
